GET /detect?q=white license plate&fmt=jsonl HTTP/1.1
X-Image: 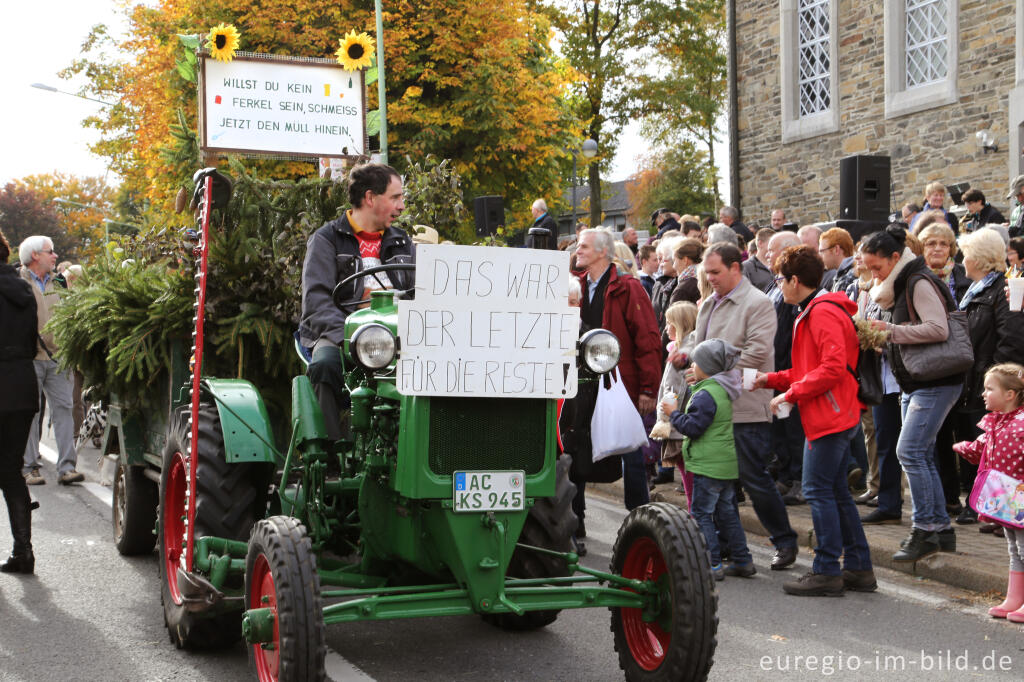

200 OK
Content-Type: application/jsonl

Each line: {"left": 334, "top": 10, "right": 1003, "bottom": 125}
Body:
{"left": 453, "top": 471, "right": 525, "bottom": 512}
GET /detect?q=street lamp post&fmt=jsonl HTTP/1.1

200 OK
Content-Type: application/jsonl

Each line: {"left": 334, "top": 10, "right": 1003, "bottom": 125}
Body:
{"left": 571, "top": 139, "right": 598, "bottom": 233}
{"left": 52, "top": 198, "right": 136, "bottom": 246}
{"left": 31, "top": 83, "right": 116, "bottom": 107}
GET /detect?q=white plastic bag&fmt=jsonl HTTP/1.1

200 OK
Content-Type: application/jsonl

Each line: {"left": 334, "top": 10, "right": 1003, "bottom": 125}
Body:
{"left": 590, "top": 368, "right": 649, "bottom": 462}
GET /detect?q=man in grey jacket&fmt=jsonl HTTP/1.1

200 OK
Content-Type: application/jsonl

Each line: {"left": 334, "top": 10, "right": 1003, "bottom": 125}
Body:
{"left": 299, "top": 163, "right": 412, "bottom": 440}
{"left": 692, "top": 243, "right": 798, "bottom": 569}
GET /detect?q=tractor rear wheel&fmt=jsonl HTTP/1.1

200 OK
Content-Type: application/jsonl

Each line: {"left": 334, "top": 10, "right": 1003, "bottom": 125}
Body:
{"left": 245, "top": 516, "right": 326, "bottom": 682}
{"left": 158, "top": 403, "right": 271, "bottom": 649}
{"left": 113, "top": 460, "right": 158, "bottom": 555}
{"left": 482, "top": 454, "right": 577, "bottom": 631}
{"left": 610, "top": 503, "right": 718, "bottom": 682}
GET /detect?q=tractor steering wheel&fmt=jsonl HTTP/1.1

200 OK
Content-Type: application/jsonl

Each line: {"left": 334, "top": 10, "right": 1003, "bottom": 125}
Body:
{"left": 332, "top": 263, "right": 416, "bottom": 312}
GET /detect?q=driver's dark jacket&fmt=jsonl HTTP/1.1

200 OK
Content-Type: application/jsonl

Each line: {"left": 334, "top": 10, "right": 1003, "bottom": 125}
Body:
{"left": 299, "top": 213, "right": 411, "bottom": 347}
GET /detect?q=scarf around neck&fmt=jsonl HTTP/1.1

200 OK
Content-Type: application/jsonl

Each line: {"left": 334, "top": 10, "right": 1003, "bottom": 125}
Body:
{"left": 869, "top": 248, "right": 917, "bottom": 309}
{"left": 959, "top": 271, "right": 1000, "bottom": 310}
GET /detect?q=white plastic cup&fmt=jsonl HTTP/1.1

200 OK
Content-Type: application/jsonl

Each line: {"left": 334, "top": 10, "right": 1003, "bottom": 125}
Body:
{"left": 742, "top": 368, "right": 757, "bottom": 391}
{"left": 1009, "top": 278, "right": 1024, "bottom": 312}
{"left": 775, "top": 401, "right": 792, "bottom": 419}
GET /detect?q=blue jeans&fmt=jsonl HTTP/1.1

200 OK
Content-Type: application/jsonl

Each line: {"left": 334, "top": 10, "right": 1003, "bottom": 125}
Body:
{"left": 847, "top": 422, "right": 868, "bottom": 489}
{"left": 691, "top": 474, "right": 752, "bottom": 566}
{"left": 733, "top": 422, "right": 797, "bottom": 550}
{"left": 621, "top": 448, "right": 650, "bottom": 511}
{"left": 802, "top": 426, "right": 873, "bottom": 576}
{"left": 872, "top": 393, "right": 904, "bottom": 516}
{"left": 899, "top": 385, "right": 961, "bottom": 531}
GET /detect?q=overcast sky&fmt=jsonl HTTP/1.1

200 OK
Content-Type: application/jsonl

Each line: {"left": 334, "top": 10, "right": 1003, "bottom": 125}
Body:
{"left": 0, "top": 1, "right": 726, "bottom": 197}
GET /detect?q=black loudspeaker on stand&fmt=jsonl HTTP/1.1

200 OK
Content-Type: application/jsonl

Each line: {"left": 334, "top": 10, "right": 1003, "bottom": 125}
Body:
{"left": 839, "top": 155, "right": 891, "bottom": 222}
{"left": 474, "top": 196, "right": 505, "bottom": 238}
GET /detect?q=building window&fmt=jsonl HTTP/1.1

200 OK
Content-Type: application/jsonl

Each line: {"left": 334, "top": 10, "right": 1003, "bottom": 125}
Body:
{"left": 905, "top": 0, "right": 948, "bottom": 88}
{"left": 780, "top": 0, "right": 839, "bottom": 142}
{"left": 798, "top": 0, "right": 831, "bottom": 116}
{"left": 884, "top": 0, "right": 958, "bottom": 118}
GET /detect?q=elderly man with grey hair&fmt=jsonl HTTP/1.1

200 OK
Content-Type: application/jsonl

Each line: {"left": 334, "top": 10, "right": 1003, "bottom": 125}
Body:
{"left": 568, "top": 228, "right": 661, "bottom": 548}
{"left": 528, "top": 198, "right": 559, "bottom": 250}
{"left": 718, "top": 205, "right": 753, "bottom": 242}
{"left": 797, "top": 225, "right": 822, "bottom": 249}
{"left": 706, "top": 223, "right": 739, "bottom": 247}
{"left": 18, "top": 236, "right": 83, "bottom": 486}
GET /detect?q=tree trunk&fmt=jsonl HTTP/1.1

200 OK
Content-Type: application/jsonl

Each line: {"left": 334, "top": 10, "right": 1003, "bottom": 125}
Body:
{"left": 706, "top": 122, "right": 720, "bottom": 211}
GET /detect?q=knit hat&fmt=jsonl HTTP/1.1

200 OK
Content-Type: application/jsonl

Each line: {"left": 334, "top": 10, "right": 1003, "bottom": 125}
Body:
{"left": 691, "top": 338, "right": 741, "bottom": 377}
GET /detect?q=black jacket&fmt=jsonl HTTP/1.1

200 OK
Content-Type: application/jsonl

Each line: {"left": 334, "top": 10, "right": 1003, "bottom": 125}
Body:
{"left": 959, "top": 272, "right": 1024, "bottom": 412}
{"left": 889, "top": 257, "right": 964, "bottom": 393}
{"left": 0, "top": 264, "right": 40, "bottom": 413}
{"left": 961, "top": 203, "right": 1006, "bottom": 233}
{"left": 527, "top": 213, "right": 559, "bottom": 249}
{"left": 299, "top": 213, "right": 412, "bottom": 347}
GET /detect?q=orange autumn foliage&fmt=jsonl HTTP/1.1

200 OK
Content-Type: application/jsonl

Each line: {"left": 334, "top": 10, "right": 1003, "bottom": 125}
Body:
{"left": 73, "top": 0, "right": 580, "bottom": 227}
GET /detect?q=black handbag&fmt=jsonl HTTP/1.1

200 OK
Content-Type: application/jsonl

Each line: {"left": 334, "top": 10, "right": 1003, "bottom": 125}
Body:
{"left": 854, "top": 347, "right": 884, "bottom": 406}
{"left": 899, "top": 276, "right": 974, "bottom": 382}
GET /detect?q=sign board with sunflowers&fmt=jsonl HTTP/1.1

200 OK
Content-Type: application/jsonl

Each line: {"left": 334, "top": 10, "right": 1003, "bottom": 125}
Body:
{"left": 199, "top": 53, "right": 367, "bottom": 159}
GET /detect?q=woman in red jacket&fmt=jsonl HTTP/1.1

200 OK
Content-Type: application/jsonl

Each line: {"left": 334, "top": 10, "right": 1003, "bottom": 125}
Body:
{"left": 753, "top": 245, "right": 873, "bottom": 597}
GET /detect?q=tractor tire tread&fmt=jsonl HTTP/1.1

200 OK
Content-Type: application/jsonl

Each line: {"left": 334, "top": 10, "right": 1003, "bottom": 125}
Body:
{"left": 113, "top": 461, "right": 158, "bottom": 556}
{"left": 159, "top": 404, "right": 269, "bottom": 650}
{"left": 609, "top": 502, "right": 718, "bottom": 682}
{"left": 247, "top": 516, "right": 326, "bottom": 682}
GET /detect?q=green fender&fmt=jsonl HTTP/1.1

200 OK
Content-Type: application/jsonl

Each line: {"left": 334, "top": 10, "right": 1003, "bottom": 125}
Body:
{"left": 201, "top": 378, "right": 277, "bottom": 464}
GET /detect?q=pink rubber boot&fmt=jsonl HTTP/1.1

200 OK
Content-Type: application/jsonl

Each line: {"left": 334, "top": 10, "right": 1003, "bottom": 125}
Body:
{"left": 990, "top": 571, "right": 1024, "bottom": 618}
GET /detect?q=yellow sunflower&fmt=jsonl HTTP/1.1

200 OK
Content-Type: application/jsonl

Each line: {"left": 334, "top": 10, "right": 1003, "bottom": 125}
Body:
{"left": 336, "top": 30, "right": 374, "bottom": 71}
{"left": 207, "top": 23, "right": 241, "bottom": 62}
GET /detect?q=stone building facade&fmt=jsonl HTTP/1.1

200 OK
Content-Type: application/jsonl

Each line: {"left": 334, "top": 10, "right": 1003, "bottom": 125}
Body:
{"left": 734, "top": 0, "right": 1024, "bottom": 226}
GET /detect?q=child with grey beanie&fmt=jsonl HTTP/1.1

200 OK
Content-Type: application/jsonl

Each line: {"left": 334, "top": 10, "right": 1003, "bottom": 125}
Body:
{"left": 660, "top": 337, "right": 752, "bottom": 580}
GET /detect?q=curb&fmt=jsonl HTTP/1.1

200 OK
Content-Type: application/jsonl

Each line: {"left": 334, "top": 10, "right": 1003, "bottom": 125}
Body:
{"left": 590, "top": 479, "right": 1006, "bottom": 595}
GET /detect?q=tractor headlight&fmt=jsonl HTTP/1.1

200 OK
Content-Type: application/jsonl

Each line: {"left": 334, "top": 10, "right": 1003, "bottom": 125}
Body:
{"left": 351, "top": 324, "right": 396, "bottom": 370}
{"left": 579, "top": 329, "right": 620, "bottom": 374}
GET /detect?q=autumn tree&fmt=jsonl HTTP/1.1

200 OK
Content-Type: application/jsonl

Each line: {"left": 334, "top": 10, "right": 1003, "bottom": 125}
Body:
{"left": 637, "top": 0, "right": 726, "bottom": 201}
{"left": 0, "top": 184, "right": 58, "bottom": 263}
{"left": 626, "top": 142, "right": 717, "bottom": 227}
{"left": 64, "top": 0, "right": 580, "bottom": 237}
{"left": 547, "top": 0, "right": 687, "bottom": 228}
{"left": 17, "top": 173, "right": 116, "bottom": 260}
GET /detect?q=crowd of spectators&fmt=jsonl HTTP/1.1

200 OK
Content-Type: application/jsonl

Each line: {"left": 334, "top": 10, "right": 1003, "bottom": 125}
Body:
{"left": 559, "top": 177, "right": 1024, "bottom": 596}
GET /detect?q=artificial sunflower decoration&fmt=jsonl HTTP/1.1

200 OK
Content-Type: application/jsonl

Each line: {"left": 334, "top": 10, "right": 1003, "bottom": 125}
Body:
{"left": 207, "top": 23, "right": 241, "bottom": 62}
{"left": 336, "top": 30, "right": 374, "bottom": 71}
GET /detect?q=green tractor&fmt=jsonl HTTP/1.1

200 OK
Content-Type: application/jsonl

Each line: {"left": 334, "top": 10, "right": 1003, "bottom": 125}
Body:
{"left": 107, "top": 170, "right": 718, "bottom": 681}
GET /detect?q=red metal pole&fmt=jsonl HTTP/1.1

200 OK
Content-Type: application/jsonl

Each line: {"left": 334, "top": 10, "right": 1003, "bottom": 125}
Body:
{"left": 186, "top": 176, "right": 213, "bottom": 571}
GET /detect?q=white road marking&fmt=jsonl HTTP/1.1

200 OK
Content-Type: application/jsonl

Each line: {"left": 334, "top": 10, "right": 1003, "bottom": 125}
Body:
{"left": 325, "top": 650, "right": 375, "bottom": 681}
{"left": 39, "top": 442, "right": 374, "bottom": 681}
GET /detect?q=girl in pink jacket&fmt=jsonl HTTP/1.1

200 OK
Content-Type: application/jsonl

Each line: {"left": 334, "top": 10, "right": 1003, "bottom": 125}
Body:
{"left": 954, "top": 363, "right": 1024, "bottom": 621}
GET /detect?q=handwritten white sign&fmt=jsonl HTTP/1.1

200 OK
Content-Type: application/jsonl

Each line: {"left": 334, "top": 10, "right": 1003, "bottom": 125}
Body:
{"left": 397, "top": 245, "right": 580, "bottom": 398}
{"left": 199, "top": 54, "right": 365, "bottom": 158}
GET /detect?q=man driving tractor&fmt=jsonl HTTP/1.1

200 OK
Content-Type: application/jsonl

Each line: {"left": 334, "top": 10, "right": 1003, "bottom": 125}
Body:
{"left": 299, "top": 162, "right": 413, "bottom": 440}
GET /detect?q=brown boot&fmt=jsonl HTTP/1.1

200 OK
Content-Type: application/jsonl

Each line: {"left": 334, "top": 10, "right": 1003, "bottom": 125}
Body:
{"left": 783, "top": 571, "right": 844, "bottom": 597}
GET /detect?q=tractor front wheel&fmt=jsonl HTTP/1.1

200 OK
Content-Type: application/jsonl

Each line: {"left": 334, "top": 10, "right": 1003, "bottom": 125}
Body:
{"left": 112, "top": 460, "right": 158, "bottom": 556}
{"left": 245, "top": 516, "right": 326, "bottom": 682}
{"left": 482, "top": 454, "right": 577, "bottom": 631}
{"left": 610, "top": 503, "right": 718, "bottom": 682}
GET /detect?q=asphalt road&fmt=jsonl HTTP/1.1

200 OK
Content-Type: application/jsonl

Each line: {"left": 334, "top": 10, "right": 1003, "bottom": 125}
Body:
{"left": 3, "top": 433, "right": 1024, "bottom": 681}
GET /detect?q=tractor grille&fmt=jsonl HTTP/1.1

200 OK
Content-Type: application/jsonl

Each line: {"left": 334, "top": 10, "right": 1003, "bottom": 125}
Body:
{"left": 427, "top": 397, "right": 547, "bottom": 476}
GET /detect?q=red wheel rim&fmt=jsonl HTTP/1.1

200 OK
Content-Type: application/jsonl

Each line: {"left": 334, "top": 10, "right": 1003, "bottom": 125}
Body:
{"left": 250, "top": 554, "right": 280, "bottom": 681}
{"left": 163, "top": 450, "right": 187, "bottom": 604}
{"left": 620, "top": 536, "right": 670, "bottom": 671}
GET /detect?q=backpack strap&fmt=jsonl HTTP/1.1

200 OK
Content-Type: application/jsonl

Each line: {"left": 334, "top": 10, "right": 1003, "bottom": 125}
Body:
{"left": 819, "top": 299, "right": 859, "bottom": 381}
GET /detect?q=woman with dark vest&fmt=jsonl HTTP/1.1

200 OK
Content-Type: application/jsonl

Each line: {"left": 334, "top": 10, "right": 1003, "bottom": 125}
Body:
{"left": 0, "top": 229, "right": 40, "bottom": 573}
{"left": 861, "top": 224, "right": 964, "bottom": 561}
